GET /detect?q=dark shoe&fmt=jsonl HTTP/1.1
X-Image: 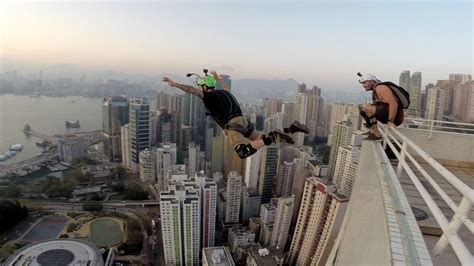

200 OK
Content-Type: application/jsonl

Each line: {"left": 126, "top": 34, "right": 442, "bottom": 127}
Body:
{"left": 269, "top": 129, "right": 295, "bottom": 144}
{"left": 288, "top": 121, "right": 310, "bottom": 134}
{"left": 362, "top": 131, "right": 372, "bottom": 136}
{"left": 363, "top": 134, "right": 382, "bottom": 141}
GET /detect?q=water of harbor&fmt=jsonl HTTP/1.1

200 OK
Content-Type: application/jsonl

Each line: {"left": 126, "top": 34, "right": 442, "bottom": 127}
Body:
{"left": 0, "top": 95, "right": 102, "bottom": 166}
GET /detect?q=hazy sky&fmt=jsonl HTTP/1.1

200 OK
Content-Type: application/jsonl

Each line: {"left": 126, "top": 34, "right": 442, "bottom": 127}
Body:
{"left": 1, "top": 0, "right": 472, "bottom": 90}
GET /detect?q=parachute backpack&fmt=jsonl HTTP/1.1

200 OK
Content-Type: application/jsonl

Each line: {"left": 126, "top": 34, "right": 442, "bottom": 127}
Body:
{"left": 357, "top": 72, "right": 411, "bottom": 109}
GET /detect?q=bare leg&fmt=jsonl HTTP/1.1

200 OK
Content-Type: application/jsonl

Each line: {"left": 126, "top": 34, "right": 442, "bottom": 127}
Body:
{"left": 362, "top": 103, "right": 380, "bottom": 137}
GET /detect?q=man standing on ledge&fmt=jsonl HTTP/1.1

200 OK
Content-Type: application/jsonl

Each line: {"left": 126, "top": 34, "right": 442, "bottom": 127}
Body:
{"left": 162, "top": 69, "right": 309, "bottom": 159}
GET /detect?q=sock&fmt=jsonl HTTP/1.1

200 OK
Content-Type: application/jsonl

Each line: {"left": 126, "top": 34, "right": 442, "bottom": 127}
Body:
{"left": 262, "top": 134, "right": 273, "bottom": 145}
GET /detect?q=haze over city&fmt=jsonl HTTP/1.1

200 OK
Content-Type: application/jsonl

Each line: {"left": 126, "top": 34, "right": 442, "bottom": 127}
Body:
{"left": 1, "top": 1, "right": 472, "bottom": 91}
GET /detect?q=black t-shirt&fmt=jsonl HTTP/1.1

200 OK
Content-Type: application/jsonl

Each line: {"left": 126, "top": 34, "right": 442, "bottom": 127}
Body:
{"left": 202, "top": 90, "right": 242, "bottom": 128}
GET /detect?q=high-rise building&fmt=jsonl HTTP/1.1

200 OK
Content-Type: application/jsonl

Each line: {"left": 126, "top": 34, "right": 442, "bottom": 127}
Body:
{"left": 244, "top": 149, "right": 261, "bottom": 191}
{"left": 102, "top": 96, "right": 129, "bottom": 162}
{"left": 327, "top": 103, "right": 349, "bottom": 136}
{"left": 226, "top": 172, "right": 242, "bottom": 224}
{"left": 180, "top": 173, "right": 218, "bottom": 248}
{"left": 452, "top": 81, "right": 474, "bottom": 123}
{"left": 328, "top": 119, "right": 353, "bottom": 178}
{"left": 260, "top": 202, "right": 277, "bottom": 224}
{"left": 241, "top": 186, "right": 262, "bottom": 223}
{"left": 270, "top": 196, "right": 294, "bottom": 248}
{"left": 426, "top": 87, "right": 445, "bottom": 121}
{"left": 120, "top": 124, "right": 131, "bottom": 168}
{"left": 399, "top": 70, "right": 411, "bottom": 91}
{"left": 306, "top": 86, "right": 325, "bottom": 140}
{"left": 276, "top": 160, "right": 296, "bottom": 197}
{"left": 156, "top": 107, "right": 179, "bottom": 144}
{"left": 193, "top": 96, "right": 207, "bottom": 151}
{"left": 410, "top": 72, "right": 422, "bottom": 113}
{"left": 160, "top": 188, "right": 200, "bottom": 265}
{"left": 293, "top": 92, "right": 308, "bottom": 146}
{"left": 288, "top": 178, "right": 349, "bottom": 265}
{"left": 258, "top": 145, "right": 279, "bottom": 204}
{"left": 264, "top": 98, "right": 284, "bottom": 119}
{"left": 332, "top": 133, "right": 362, "bottom": 198}
{"left": 156, "top": 143, "right": 177, "bottom": 191}
{"left": 449, "top": 73, "right": 472, "bottom": 84}
{"left": 139, "top": 148, "right": 156, "bottom": 183}
{"left": 188, "top": 142, "right": 197, "bottom": 177}
{"left": 211, "top": 132, "right": 225, "bottom": 175}
{"left": 129, "top": 98, "right": 151, "bottom": 172}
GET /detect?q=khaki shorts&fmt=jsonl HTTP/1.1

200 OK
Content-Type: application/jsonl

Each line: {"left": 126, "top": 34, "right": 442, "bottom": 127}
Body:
{"left": 224, "top": 116, "right": 261, "bottom": 148}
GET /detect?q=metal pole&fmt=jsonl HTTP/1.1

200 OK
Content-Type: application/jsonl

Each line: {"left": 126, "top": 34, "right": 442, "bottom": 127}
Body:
{"left": 433, "top": 197, "right": 473, "bottom": 261}
{"left": 396, "top": 140, "right": 408, "bottom": 177}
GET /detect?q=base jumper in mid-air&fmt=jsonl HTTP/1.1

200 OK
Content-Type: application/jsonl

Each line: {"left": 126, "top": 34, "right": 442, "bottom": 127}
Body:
{"left": 162, "top": 69, "right": 309, "bottom": 159}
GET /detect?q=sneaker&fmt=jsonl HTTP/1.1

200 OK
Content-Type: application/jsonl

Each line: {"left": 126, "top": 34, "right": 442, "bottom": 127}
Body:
{"left": 363, "top": 134, "right": 382, "bottom": 141}
{"left": 362, "top": 131, "right": 373, "bottom": 136}
{"left": 288, "top": 121, "right": 310, "bottom": 134}
{"left": 269, "top": 129, "right": 295, "bottom": 144}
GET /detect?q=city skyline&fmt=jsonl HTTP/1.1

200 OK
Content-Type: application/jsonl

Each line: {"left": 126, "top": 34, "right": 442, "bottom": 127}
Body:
{"left": 1, "top": 1, "right": 472, "bottom": 91}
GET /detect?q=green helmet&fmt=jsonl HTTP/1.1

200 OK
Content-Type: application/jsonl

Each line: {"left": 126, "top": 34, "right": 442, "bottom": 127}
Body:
{"left": 197, "top": 75, "right": 216, "bottom": 88}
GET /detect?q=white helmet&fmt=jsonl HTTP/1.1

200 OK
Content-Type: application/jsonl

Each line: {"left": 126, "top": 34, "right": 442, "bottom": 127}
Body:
{"left": 357, "top": 72, "right": 379, "bottom": 83}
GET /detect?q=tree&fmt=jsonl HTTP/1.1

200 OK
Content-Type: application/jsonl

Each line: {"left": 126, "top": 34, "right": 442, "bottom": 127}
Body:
{"left": 125, "top": 183, "right": 149, "bottom": 201}
{"left": 115, "top": 165, "right": 128, "bottom": 180}
{"left": 0, "top": 183, "right": 20, "bottom": 198}
{"left": 82, "top": 201, "right": 103, "bottom": 212}
{"left": 0, "top": 199, "right": 28, "bottom": 234}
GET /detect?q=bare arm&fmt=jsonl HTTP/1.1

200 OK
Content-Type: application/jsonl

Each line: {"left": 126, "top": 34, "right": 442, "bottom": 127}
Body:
{"left": 210, "top": 70, "right": 228, "bottom": 91}
{"left": 162, "top": 77, "right": 203, "bottom": 98}
{"left": 375, "top": 85, "right": 398, "bottom": 122}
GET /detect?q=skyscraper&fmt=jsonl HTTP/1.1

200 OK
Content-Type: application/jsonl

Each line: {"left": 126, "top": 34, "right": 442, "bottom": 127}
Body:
{"left": 410, "top": 72, "right": 422, "bottom": 113}
{"left": 426, "top": 87, "right": 446, "bottom": 121}
{"left": 327, "top": 103, "right": 349, "bottom": 136}
{"left": 211, "top": 132, "right": 225, "bottom": 175}
{"left": 188, "top": 142, "right": 197, "bottom": 178}
{"left": 160, "top": 188, "right": 200, "bottom": 265}
{"left": 332, "top": 133, "right": 362, "bottom": 198}
{"left": 288, "top": 178, "right": 348, "bottom": 265}
{"left": 120, "top": 124, "right": 131, "bottom": 168}
{"left": 244, "top": 148, "right": 262, "bottom": 191}
{"left": 156, "top": 107, "right": 179, "bottom": 144}
{"left": 139, "top": 148, "right": 156, "bottom": 183}
{"left": 399, "top": 70, "right": 411, "bottom": 91}
{"left": 102, "top": 96, "right": 129, "bottom": 162}
{"left": 306, "top": 86, "right": 325, "bottom": 140}
{"left": 270, "top": 196, "right": 294, "bottom": 249}
{"left": 328, "top": 119, "right": 353, "bottom": 178}
{"left": 293, "top": 92, "right": 308, "bottom": 146}
{"left": 129, "top": 98, "right": 151, "bottom": 172}
{"left": 225, "top": 171, "right": 242, "bottom": 224}
{"left": 276, "top": 160, "right": 296, "bottom": 197}
{"left": 452, "top": 81, "right": 474, "bottom": 123}
{"left": 258, "top": 145, "right": 279, "bottom": 204}
{"left": 156, "top": 143, "right": 177, "bottom": 191}
{"left": 240, "top": 186, "right": 261, "bottom": 223}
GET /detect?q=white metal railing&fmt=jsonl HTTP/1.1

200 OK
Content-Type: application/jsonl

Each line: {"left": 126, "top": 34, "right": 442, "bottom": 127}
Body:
{"left": 379, "top": 123, "right": 474, "bottom": 265}
{"left": 401, "top": 118, "right": 474, "bottom": 140}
